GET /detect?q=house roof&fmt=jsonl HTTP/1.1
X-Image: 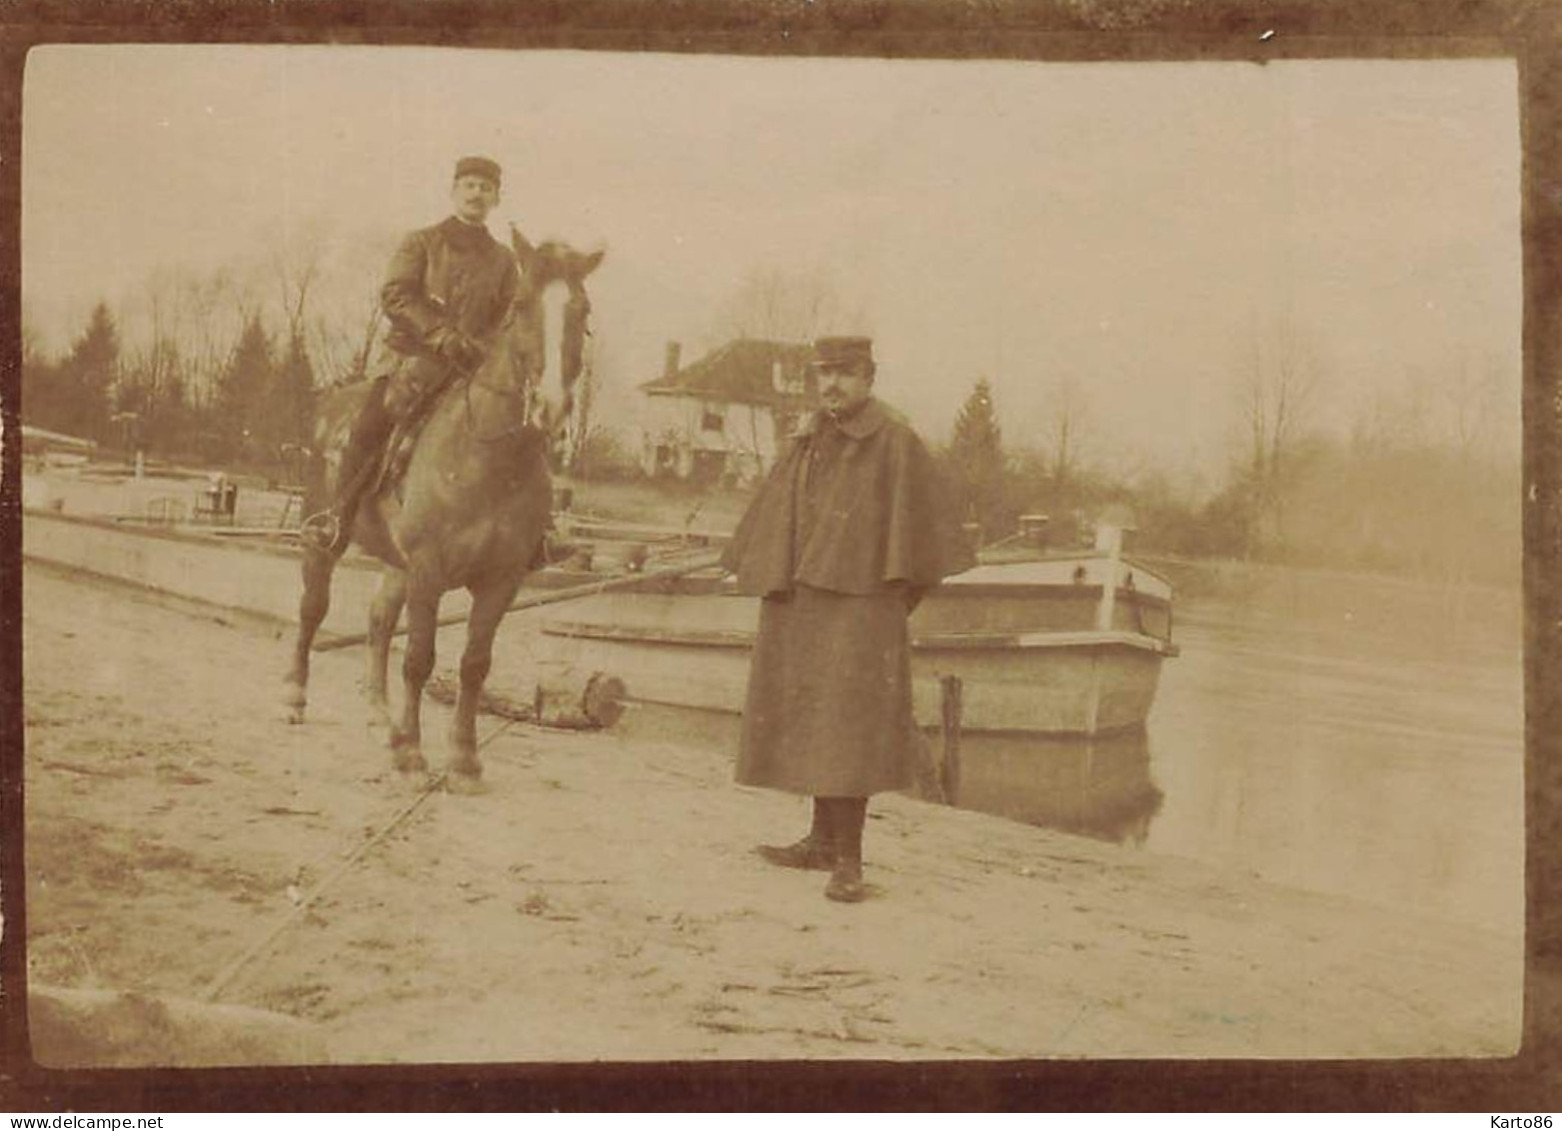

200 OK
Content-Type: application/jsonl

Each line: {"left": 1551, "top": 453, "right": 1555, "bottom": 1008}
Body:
{"left": 639, "top": 339, "right": 817, "bottom": 408}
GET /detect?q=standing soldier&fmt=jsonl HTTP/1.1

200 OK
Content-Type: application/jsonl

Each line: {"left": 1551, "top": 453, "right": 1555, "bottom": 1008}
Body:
{"left": 720, "top": 336, "right": 959, "bottom": 902}
{"left": 302, "top": 155, "right": 518, "bottom": 552}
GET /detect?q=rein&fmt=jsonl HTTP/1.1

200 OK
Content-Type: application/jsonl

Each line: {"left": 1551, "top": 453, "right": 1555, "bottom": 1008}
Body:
{"left": 459, "top": 283, "right": 588, "bottom": 447}
{"left": 454, "top": 294, "right": 537, "bottom": 445}
{"left": 462, "top": 375, "right": 533, "bottom": 445}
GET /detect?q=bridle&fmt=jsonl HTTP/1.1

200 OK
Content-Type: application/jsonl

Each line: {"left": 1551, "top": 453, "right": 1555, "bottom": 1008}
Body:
{"left": 461, "top": 271, "right": 591, "bottom": 449}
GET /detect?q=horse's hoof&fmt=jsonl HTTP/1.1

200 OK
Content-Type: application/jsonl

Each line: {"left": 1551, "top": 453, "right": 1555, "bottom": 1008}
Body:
{"left": 444, "top": 768, "right": 487, "bottom": 796}
{"left": 391, "top": 745, "right": 428, "bottom": 775}
{"left": 396, "top": 768, "right": 438, "bottom": 793}
{"left": 287, "top": 707, "right": 307, "bottom": 725}
{"left": 393, "top": 753, "right": 428, "bottom": 775}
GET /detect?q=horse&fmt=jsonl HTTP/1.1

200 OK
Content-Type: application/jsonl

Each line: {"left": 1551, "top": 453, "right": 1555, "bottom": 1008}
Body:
{"left": 283, "top": 227, "right": 604, "bottom": 791}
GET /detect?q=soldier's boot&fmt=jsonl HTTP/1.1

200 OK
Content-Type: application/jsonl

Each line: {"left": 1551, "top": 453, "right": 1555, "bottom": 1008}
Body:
{"left": 823, "top": 797, "right": 868, "bottom": 903}
{"left": 300, "top": 379, "right": 396, "bottom": 554}
{"left": 755, "top": 798, "right": 835, "bottom": 871}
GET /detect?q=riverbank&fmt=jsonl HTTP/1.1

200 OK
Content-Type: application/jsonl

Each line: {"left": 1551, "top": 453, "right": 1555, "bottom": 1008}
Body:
{"left": 20, "top": 563, "right": 1521, "bottom": 1064}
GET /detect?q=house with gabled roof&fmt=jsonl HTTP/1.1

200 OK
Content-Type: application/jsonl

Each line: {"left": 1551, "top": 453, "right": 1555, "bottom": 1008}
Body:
{"left": 637, "top": 339, "right": 818, "bottom": 485}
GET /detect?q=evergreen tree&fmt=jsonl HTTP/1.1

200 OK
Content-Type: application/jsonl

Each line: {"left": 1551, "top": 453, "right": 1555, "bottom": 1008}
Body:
{"left": 125, "top": 339, "right": 192, "bottom": 458}
{"left": 153, "top": 352, "right": 192, "bottom": 458}
{"left": 215, "top": 315, "right": 276, "bottom": 462}
{"left": 47, "top": 302, "right": 119, "bottom": 442}
{"left": 947, "top": 378, "right": 1009, "bottom": 541}
{"left": 21, "top": 354, "right": 62, "bottom": 433}
{"left": 273, "top": 332, "right": 317, "bottom": 467}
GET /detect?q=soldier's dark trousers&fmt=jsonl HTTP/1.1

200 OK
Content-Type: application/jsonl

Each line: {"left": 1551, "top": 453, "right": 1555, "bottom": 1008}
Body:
{"left": 818, "top": 797, "right": 867, "bottom": 866}
{"left": 818, "top": 796, "right": 868, "bottom": 903}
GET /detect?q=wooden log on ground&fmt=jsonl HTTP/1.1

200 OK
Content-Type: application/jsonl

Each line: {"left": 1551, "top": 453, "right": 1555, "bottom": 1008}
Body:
{"left": 424, "top": 673, "right": 535, "bottom": 721}
{"left": 533, "top": 665, "right": 628, "bottom": 730}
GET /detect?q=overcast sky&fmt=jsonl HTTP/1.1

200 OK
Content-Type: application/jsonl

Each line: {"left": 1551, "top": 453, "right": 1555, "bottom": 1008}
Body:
{"left": 21, "top": 45, "right": 1522, "bottom": 479}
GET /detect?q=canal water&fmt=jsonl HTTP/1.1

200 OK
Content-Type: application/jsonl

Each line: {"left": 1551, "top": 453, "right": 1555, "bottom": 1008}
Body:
{"left": 957, "top": 564, "right": 1526, "bottom": 936}
{"left": 617, "top": 563, "right": 1525, "bottom": 935}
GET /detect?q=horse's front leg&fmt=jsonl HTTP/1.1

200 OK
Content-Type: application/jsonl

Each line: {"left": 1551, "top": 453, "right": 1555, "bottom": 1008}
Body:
{"left": 282, "top": 544, "right": 338, "bottom": 723}
{"left": 390, "top": 582, "right": 441, "bottom": 775}
{"left": 446, "top": 573, "right": 525, "bottom": 792}
{"left": 365, "top": 567, "right": 408, "bottom": 740}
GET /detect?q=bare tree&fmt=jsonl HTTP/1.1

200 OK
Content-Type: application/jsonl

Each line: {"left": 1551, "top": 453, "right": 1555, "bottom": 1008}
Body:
{"left": 271, "top": 218, "right": 325, "bottom": 346}
{"left": 710, "top": 263, "right": 861, "bottom": 344}
{"left": 125, "top": 270, "right": 186, "bottom": 410}
{"left": 273, "top": 212, "right": 383, "bottom": 381}
{"left": 1047, "top": 372, "right": 1092, "bottom": 494}
{"left": 20, "top": 300, "right": 46, "bottom": 367}
{"left": 1233, "top": 320, "right": 1325, "bottom": 558}
{"left": 306, "top": 226, "right": 395, "bottom": 385}
{"left": 174, "top": 265, "right": 253, "bottom": 411}
{"left": 696, "top": 263, "right": 865, "bottom": 478}
{"left": 1436, "top": 352, "right": 1514, "bottom": 467}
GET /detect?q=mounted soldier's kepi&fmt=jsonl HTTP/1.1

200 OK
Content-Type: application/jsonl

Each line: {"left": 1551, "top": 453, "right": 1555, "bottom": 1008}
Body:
{"left": 454, "top": 155, "right": 502, "bottom": 185}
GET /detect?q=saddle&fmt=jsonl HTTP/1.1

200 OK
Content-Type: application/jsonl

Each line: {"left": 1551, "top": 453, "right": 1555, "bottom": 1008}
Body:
{"left": 370, "top": 355, "right": 465, "bottom": 499}
{"left": 371, "top": 386, "right": 448, "bottom": 501}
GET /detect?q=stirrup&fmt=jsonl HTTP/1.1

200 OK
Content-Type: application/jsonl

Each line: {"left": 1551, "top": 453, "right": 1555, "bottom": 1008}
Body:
{"left": 298, "top": 510, "right": 342, "bottom": 552}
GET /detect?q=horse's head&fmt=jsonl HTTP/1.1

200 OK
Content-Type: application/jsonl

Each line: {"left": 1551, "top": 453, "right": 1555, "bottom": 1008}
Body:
{"left": 500, "top": 226, "right": 605, "bottom": 454}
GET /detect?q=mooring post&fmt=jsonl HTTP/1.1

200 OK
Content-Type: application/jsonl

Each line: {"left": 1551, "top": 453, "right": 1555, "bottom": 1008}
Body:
{"left": 912, "top": 728, "right": 946, "bottom": 804}
{"left": 939, "top": 673, "right": 963, "bottom": 806}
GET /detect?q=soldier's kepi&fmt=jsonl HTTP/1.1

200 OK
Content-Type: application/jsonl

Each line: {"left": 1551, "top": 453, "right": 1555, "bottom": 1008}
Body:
{"left": 300, "top": 155, "right": 520, "bottom": 553}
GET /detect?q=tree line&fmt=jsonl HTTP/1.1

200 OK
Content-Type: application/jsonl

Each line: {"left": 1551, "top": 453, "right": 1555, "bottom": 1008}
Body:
{"left": 23, "top": 300, "right": 320, "bottom": 481}
{"left": 702, "top": 263, "right": 1520, "bottom": 588}
{"left": 938, "top": 358, "right": 1519, "bottom": 588}
{"left": 21, "top": 222, "right": 386, "bottom": 480}
{"left": 23, "top": 252, "right": 1519, "bottom": 589}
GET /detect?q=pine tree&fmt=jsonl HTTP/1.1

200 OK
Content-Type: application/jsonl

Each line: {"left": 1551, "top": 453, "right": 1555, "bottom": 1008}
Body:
{"left": 21, "top": 355, "right": 62, "bottom": 433}
{"left": 50, "top": 302, "right": 119, "bottom": 442}
{"left": 215, "top": 315, "right": 276, "bottom": 462}
{"left": 154, "top": 352, "right": 192, "bottom": 458}
{"left": 274, "top": 332, "right": 317, "bottom": 457}
{"left": 947, "top": 378, "right": 1008, "bottom": 541}
{"left": 123, "top": 338, "right": 192, "bottom": 458}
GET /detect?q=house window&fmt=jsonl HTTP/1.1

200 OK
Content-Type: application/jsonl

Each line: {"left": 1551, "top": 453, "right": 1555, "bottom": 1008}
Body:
{"left": 776, "top": 361, "right": 805, "bottom": 396}
{"left": 701, "top": 408, "right": 725, "bottom": 432}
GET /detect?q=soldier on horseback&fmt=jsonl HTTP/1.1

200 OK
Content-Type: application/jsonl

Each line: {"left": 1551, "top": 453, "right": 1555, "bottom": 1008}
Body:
{"left": 302, "top": 155, "right": 519, "bottom": 552}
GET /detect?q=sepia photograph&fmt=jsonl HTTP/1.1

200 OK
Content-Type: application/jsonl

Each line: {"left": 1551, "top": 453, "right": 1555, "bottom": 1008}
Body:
{"left": 10, "top": 28, "right": 1535, "bottom": 1085}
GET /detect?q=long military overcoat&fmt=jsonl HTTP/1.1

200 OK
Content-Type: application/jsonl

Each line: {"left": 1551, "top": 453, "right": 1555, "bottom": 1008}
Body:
{"left": 720, "top": 396, "right": 958, "bottom": 797}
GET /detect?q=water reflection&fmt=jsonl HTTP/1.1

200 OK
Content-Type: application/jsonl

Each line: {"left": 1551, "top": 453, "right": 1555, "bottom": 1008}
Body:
{"left": 618, "top": 701, "right": 1164, "bottom": 848}
{"left": 940, "top": 728, "right": 1163, "bottom": 846}
{"left": 1146, "top": 589, "right": 1524, "bottom": 933}
{"left": 608, "top": 568, "right": 1526, "bottom": 936}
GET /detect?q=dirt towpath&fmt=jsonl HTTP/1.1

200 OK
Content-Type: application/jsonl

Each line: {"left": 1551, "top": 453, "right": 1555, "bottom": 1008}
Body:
{"left": 20, "top": 564, "right": 1521, "bottom": 1063}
